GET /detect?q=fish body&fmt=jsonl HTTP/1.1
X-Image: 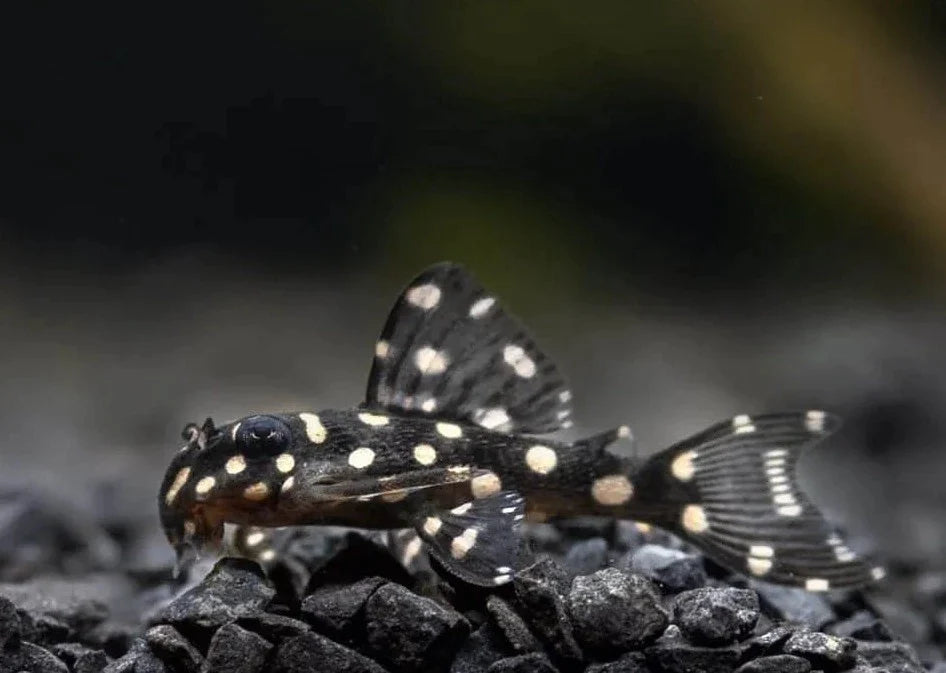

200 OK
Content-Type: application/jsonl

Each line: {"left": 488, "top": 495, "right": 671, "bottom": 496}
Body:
{"left": 159, "top": 263, "right": 883, "bottom": 591}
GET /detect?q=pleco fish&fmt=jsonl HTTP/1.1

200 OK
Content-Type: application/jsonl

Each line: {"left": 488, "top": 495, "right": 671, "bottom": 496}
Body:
{"left": 159, "top": 262, "right": 884, "bottom": 591}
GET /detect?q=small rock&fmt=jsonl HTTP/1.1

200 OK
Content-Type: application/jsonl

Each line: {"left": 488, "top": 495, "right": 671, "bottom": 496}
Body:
{"left": 741, "top": 624, "right": 797, "bottom": 660}
{"left": 644, "top": 626, "right": 741, "bottom": 673}
{"left": 0, "top": 576, "right": 112, "bottom": 642}
{"left": 753, "top": 583, "right": 835, "bottom": 629}
{"left": 622, "top": 545, "right": 707, "bottom": 594}
{"left": 272, "top": 631, "right": 386, "bottom": 673}
{"left": 365, "top": 582, "right": 469, "bottom": 673}
{"left": 567, "top": 568, "right": 668, "bottom": 655}
{"left": 513, "top": 559, "right": 583, "bottom": 666}
{"left": 1, "top": 641, "right": 70, "bottom": 673}
{"left": 585, "top": 651, "right": 650, "bottom": 673}
{"left": 103, "top": 638, "right": 169, "bottom": 673}
{"left": 486, "top": 595, "right": 540, "bottom": 654}
{"left": 672, "top": 587, "right": 759, "bottom": 645}
{"left": 204, "top": 623, "right": 273, "bottom": 673}
{"left": 783, "top": 631, "right": 856, "bottom": 671}
{"left": 237, "top": 613, "right": 311, "bottom": 643}
{"left": 50, "top": 643, "right": 108, "bottom": 673}
{"left": 145, "top": 625, "right": 204, "bottom": 673}
{"left": 486, "top": 653, "right": 559, "bottom": 673}
{"left": 149, "top": 558, "right": 275, "bottom": 635}
{"left": 301, "top": 576, "right": 385, "bottom": 643}
{"left": 870, "top": 595, "right": 931, "bottom": 646}
{"left": 828, "top": 611, "right": 893, "bottom": 642}
{"left": 305, "top": 533, "right": 414, "bottom": 593}
{"left": 0, "top": 595, "right": 22, "bottom": 648}
{"left": 853, "top": 640, "right": 924, "bottom": 673}
{"left": 450, "top": 624, "right": 510, "bottom": 673}
{"left": 562, "top": 538, "right": 609, "bottom": 576}
{"left": 735, "top": 654, "right": 812, "bottom": 673}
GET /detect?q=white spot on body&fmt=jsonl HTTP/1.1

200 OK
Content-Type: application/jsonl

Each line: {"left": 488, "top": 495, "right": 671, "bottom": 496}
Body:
{"left": 733, "top": 414, "right": 752, "bottom": 427}
{"left": 773, "top": 493, "right": 797, "bottom": 506}
{"left": 494, "top": 574, "right": 512, "bottom": 585}
{"left": 749, "top": 545, "right": 775, "bottom": 558}
{"left": 260, "top": 549, "right": 277, "bottom": 562}
{"left": 358, "top": 412, "right": 389, "bottom": 427}
{"left": 421, "top": 398, "right": 437, "bottom": 413}
{"left": 496, "top": 566, "right": 513, "bottom": 574}
{"left": 559, "top": 390, "right": 572, "bottom": 403}
{"left": 230, "top": 423, "right": 241, "bottom": 442}
{"left": 299, "top": 413, "right": 327, "bottom": 443}
{"left": 195, "top": 476, "right": 216, "bottom": 496}
{"left": 244, "top": 482, "right": 269, "bottom": 501}
{"left": 451, "top": 502, "right": 473, "bottom": 515}
{"left": 805, "top": 410, "right": 827, "bottom": 433}
{"left": 436, "top": 422, "right": 463, "bottom": 439}
{"left": 182, "top": 520, "right": 196, "bottom": 537}
{"left": 276, "top": 453, "right": 295, "bottom": 473}
{"left": 225, "top": 455, "right": 247, "bottom": 475}
{"left": 165, "top": 467, "right": 191, "bottom": 505}
{"left": 281, "top": 476, "right": 295, "bottom": 493}
{"left": 414, "top": 346, "right": 449, "bottom": 375}
{"left": 777, "top": 504, "right": 803, "bottom": 516}
{"left": 375, "top": 340, "right": 390, "bottom": 358}
{"left": 246, "top": 531, "right": 266, "bottom": 547}
{"left": 681, "top": 504, "right": 709, "bottom": 533}
{"left": 413, "top": 444, "right": 437, "bottom": 466}
{"left": 450, "top": 527, "right": 479, "bottom": 559}
{"left": 469, "top": 296, "right": 496, "bottom": 318}
{"left": 591, "top": 475, "right": 634, "bottom": 506}
{"left": 735, "top": 424, "right": 756, "bottom": 434}
{"left": 423, "top": 516, "right": 442, "bottom": 536}
{"left": 501, "top": 506, "right": 517, "bottom": 514}
{"left": 471, "top": 472, "right": 502, "bottom": 498}
{"left": 617, "top": 425, "right": 632, "bottom": 439}
{"left": 381, "top": 490, "right": 408, "bottom": 503}
{"left": 525, "top": 445, "right": 558, "bottom": 475}
{"left": 556, "top": 409, "right": 570, "bottom": 420}
{"left": 747, "top": 557, "right": 773, "bottom": 576}
{"left": 766, "top": 449, "right": 788, "bottom": 459}
{"left": 406, "top": 283, "right": 442, "bottom": 310}
{"left": 348, "top": 447, "right": 376, "bottom": 469}
{"left": 872, "top": 566, "right": 886, "bottom": 581}
{"left": 671, "top": 451, "right": 696, "bottom": 482}
{"left": 805, "top": 578, "right": 830, "bottom": 592}
{"left": 503, "top": 344, "right": 537, "bottom": 378}
{"left": 401, "top": 536, "right": 423, "bottom": 566}
{"left": 475, "top": 407, "right": 510, "bottom": 430}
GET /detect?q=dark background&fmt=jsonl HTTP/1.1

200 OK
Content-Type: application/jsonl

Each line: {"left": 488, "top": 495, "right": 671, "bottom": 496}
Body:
{"left": 1, "top": 1, "right": 945, "bottom": 565}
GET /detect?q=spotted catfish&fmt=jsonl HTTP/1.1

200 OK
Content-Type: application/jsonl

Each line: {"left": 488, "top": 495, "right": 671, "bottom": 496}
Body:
{"left": 159, "top": 262, "right": 883, "bottom": 591}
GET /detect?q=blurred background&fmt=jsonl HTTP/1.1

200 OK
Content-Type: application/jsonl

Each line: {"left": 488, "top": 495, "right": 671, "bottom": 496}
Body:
{"left": 1, "top": 1, "right": 945, "bottom": 567}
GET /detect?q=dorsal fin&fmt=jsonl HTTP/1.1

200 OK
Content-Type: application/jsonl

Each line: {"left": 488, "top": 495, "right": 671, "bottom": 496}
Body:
{"left": 364, "top": 263, "right": 572, "bottom": 434}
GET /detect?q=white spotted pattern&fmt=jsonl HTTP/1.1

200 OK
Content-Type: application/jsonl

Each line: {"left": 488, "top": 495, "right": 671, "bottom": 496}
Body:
{"left": 414, "top": 346, "right": 449, "bottom": 375}
{"left": 524, "top": 445, "right": 558, "bottom": 475}
{"left": 299, "top": 413, "right": 327, "bottom": 443}
{"left": 468, "top": 296, "right": 496, "bottom": 318}
{"left": 423, "top": 516, "right": 442, "bottom": 536}
{"left": 471, "top": 472, "right": 502, "bottom": 498}
{"left": 358, "top": 412, "right": 389, "bottom": 427}
{"left": 375, "top": 340, "right": 390, "bottom": 358}
{"left": 246, "top": 531, "right": 265, "bottom": 547}
{"left": 805, "top": 578, "right": 830, "bottom": 592}
{"left": 165, "top": 467, "right": 191, "bottom": 505}
{"left": 681, "top": 504, "right": 709, "bottom": 533}
{"left": 805, "top": 409, "right": 827, "bottom": 432}
{"left": 450, "top": 527, "right": 479, "bottom": 559}
{"left": 413, "top": 444, "right": 437, "bottom": 466}
{"left": 671, "top": 450, "right": 696, "bottom": 482}
{"left": 348, "top": 447, "right": 376, "bottom": 469}
{"left": 747, "top": 557, "right": 773, "bottom": 576}
{"left": 195, "top": 476, "right": 216, "bottom": 496}
{"left": 436, "top": 422, "right": 463, "bottom": 439}
{"left": 405, "top": 283, "right": 442, "bottom": 310}
{"left": 451, "top": 502, "right": 473, "bottom": 515}
{"left": 503, "top": 344, "right": 537, "bottom": 378}
{"left": 591, "top": 475, "right": 634, "bottom": 506}
{"left": 275, "top": 453, "right": 295, "bottom": 473}
{"left": 225, "top": 455, "right": 247, "bottom": 475}
{"left": 474, "top": 407, "right": 511, "bottom": 431}
{"left": 421, "top": 398, "right": 437, "bottom": 413}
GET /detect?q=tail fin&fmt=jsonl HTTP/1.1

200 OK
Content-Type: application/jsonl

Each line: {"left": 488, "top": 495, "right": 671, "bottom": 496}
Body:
{"left": 634, "top": 411, "right": 884, "bottom": 591}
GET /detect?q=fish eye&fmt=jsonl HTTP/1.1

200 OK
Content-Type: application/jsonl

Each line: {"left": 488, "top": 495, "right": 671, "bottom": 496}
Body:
{"left": 237, "top": 416, "right": 290, "bottom": 451}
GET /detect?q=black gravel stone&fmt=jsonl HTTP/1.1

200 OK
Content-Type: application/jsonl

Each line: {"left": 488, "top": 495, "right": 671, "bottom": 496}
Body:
{"left": 562, "top": 538, "right": 609, "bottom": 576}
{"left": 486, "top": 653, "right": 559, "bottom": 673}
{"left": 740, "top": 624, "right": 797, "bottom": 660}
{"left": 621, "top": 545, "right": 707, "bottom": 594}
{"left": 486, "top": 595, "right": 540, "bottom": 654}
{"left": 272, "top": 631, "right": 386, "bottom": 673}
{"left": 50, "top": 643, "right": 108, "bottom": 673}
{"left": 236, "top": 613, "right": 311, "bottom": 642}
{"left": 0, "top": 641, "right": 70, "bottom": 673}
{"left": 0, "top": 577, "right": 111, "bottom": 643}
{"left": 672, "top": 587, "right": 759, "bottom": 645}
{"left": 828, "top": 611, "right": 894, "bottom": 642}
{"left": 450, "top": 623, "right": 510, "bottom": 673}
{"left": 204, "top": 623, "right": 273, "bottom": 673}
{"left": 852, "top": 640, "right": 925, "bottom": 673}
{"left": 149, "top": 558, "right": 275, "bottom": 635}
{"left": 644, "top": 625, "right": 742, "bottom": 673}
{"left": 567, "top": 568, "right": 668, "bottom": 656}
{"left": 753, "top": 583, "right": 835, "bottom": 629}
{"left": 0, "top": 595, "right": 22, "bottom": 649}
{"left": 734, "top": 654, "right": 812, "bottom": 673}
{"left": 783, "top": 631, "right": 856, "bottom": 671}
{"left": 513, "top": 559, "right": 583, "bottom": 666}
{"left": 584, "top": 651, "right": 650, "bottom": 673}
{"left": 103, "top": 638, "right": 169, "bottom": 673}
{"left": 145, "top": 625, "right": 204, "bottom": 673}
{"left": 364, "top": 581, "right": 469, "bottom": 673}
{"left": 305, "top": 533, "right": 414, "bottom": 593}
{"left": 301, "top": 576, "right": 385, "bottom": 643}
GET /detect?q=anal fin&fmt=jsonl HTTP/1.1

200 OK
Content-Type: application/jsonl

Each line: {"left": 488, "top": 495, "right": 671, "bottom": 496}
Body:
{"left": 414, "top": 491, "right": 525, "bottom": 587}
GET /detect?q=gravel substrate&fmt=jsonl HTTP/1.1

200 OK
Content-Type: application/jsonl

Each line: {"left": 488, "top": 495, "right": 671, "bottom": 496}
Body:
{"left": 0, "top": 487, "right": 942, "bottom": 672}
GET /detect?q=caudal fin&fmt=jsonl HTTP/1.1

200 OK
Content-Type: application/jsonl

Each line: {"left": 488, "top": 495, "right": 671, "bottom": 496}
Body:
{"left": 635, "top": 411, "right": 884, "bottom": 591}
